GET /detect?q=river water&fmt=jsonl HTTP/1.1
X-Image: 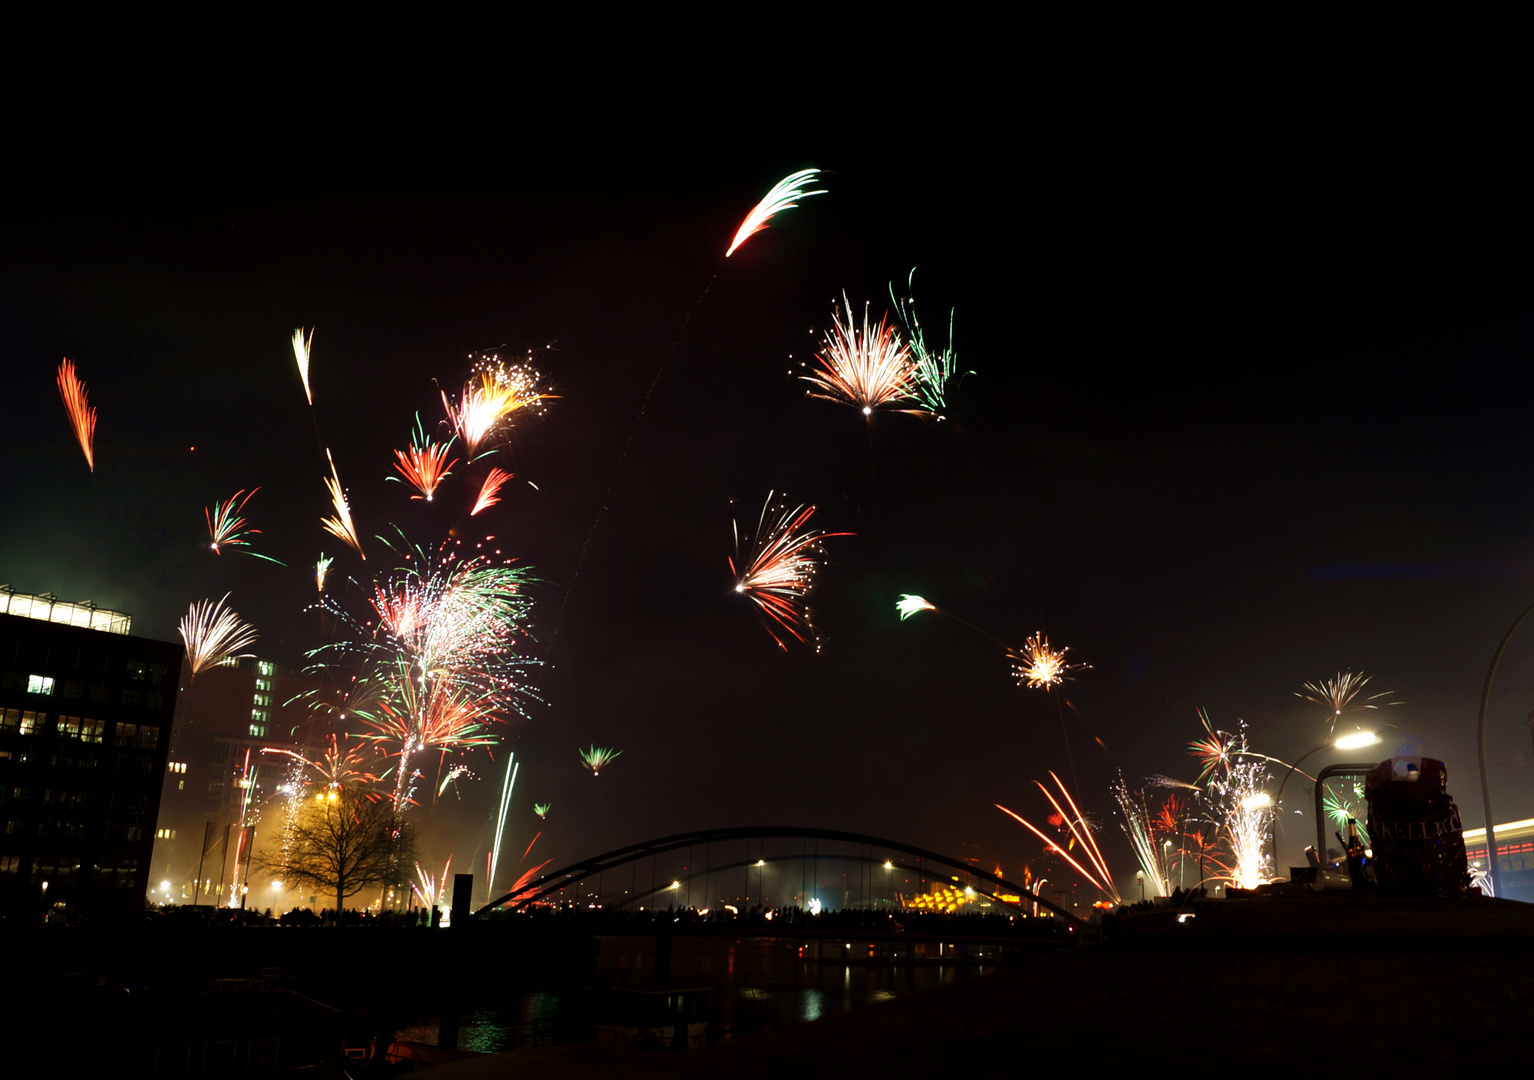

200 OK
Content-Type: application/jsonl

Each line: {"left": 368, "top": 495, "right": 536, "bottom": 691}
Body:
{"left": 395, "top": 933, "right": 999, "bottom": 1051}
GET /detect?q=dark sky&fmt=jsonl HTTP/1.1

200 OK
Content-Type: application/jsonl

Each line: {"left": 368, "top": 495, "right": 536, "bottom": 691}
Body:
{"left": 3, "top": 68, "right": 1532, "bottom": 889}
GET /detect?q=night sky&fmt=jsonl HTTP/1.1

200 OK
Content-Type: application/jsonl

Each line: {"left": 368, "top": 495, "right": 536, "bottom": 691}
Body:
{"left": 4, "top": 74, "right": 1532, "bottom": 890}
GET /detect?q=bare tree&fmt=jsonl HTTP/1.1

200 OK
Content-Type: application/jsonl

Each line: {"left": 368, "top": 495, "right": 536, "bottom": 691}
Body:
{"left": 259, "top": 788, "right": 411, "bottom": 918}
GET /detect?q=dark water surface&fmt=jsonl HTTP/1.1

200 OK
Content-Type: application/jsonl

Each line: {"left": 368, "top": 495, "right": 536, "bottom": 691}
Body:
{"left": 396, "top": 934, "right": 998, "bottom": 1051}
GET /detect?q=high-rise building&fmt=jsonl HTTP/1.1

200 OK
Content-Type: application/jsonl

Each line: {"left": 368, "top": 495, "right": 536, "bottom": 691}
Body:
{"left": 0, "top": 586, "right": 181, "bottom": 919}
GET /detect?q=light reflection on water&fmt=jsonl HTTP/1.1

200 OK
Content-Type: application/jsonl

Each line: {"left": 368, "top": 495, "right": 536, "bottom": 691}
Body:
{"left": 397, "top": 936, "right": 994, "bottom": 1048}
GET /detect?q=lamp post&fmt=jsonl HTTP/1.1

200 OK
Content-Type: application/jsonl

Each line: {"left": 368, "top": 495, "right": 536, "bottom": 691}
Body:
{"left": 1476, "top": 599, "right": 1534, "bottom": 900}
{"left": 1270, "top": 731, "right": 1380, "bottom": 868}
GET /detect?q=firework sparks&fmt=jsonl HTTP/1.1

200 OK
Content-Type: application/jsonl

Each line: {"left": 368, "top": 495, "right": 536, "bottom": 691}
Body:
{"left": 895, "top": 594, "right": 937, "bottom": 621}
{"left": 321, "top": 448, "right": 365, "bottom": 559}
{"left": 534, "top": 802, "right": 550, "bottom": 819}
{"left": 56, "top": 357, "right": 97, "bottom": 471}
{"left": 390, "top": 414, "right": 460, "bottom": 502}
{"left": 890, "top": 270, "right": 969, "bottom": 416}
{"left": 801, "top": 294, "right": 921, "bottom": 417}
{"left": 292, "top": 327, "right": 314, "bottom": 405}
{"left": 1113, "top": 774, "right": 1170, "bottom": 898}
{"left": 471, "top": 467, "right": 513, "bottom": 516}
{"left": 1297, "top": 671, "right": 1400, "bottom": 735}
{"left": 1009, "top": 633, "right": 1086, "bottom": 690}
{"left": 580, "top": 745, "right": 621, "bottom": 776}
{"left": 179, "top": 594, "right": 258, "bottom": 678}
{"left": 205, "top": 488, "right": 286, "bottom": 564}
{"left": 415, "top": 857, "right": 453, "bottom": 908}
{"left": 262, "top": 734, "right": 379, "bottom": 790}
{"left": 442, "top": 354, "right": 553, "bottom": 459}
{"left": 314, "top": 554, "right": 333, "bottom": 595}
{"left": 725, "top": 168, "right": 826, "bottom": 257}
{"left": 730, "top": 494, "right": 852, "bottom": 650}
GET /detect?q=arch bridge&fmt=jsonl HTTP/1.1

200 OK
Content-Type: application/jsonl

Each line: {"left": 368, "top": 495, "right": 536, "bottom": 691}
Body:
{"left": 475, "top": 825, "right": 1087, "bottom": 925}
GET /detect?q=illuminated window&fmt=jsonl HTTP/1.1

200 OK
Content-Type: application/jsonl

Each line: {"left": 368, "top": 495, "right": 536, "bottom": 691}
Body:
{"left": 137, "top": 725, "right": 159, "bottom": 749}
{"left": 257, "top": 661, "right": 275, "bottom": 677}
{"left": 19, "top": 712, "right": 42, "bottom": 736}
{"left": 252, "top": 694, "right": 271, "bottom": 707}
{"left": 26, "top": 675, "right": 54, "bottom": 695}
{"left": 0, "top": 708, "right": 17, "bottom": 731}
{"left": 255, "top": 679, "right": 272, "bottom": 692}
{"left": 249, "top": 725, "right": 267, "bottom": 739}
{"left": 177, "top": 780, "right": 184, "bottom": 790}
{"left": 115, "top": 722, "right": 138, "bottom": 743}
{"left": 168, "top": 762, "right": 187, "bottom": 774}
{"left": 56, "top": 716, "right": 82, "bottom": 739}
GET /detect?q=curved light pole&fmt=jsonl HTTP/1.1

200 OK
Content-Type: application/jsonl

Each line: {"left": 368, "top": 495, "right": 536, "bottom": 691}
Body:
{"left": 1271, "top": 731, "right": 1380, "bottom": 868}
{"left": 1477, "top": 598, "right": 1534, "bottom": 899}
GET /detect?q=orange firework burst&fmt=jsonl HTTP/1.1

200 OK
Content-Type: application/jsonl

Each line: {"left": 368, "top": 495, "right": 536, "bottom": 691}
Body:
{"left": 730, "top": 493, "right": 852, "bottom": 651}
{"left": 390, "top": 415, "right": 459, "bottom": 502}
{"left": 292, "top": 327, "right": 314, "bottom": 405}
{"left": 1009, "top": 633, "right": 1086, "bottom": 690}
{"left": 471, "top": 467, "right": 513, "bottom": 516}
{"left": 56, "top": 357, "right": 97, "bottom": 471}
{"left": 801, "top": 295, "right": 922, "bottom": 418}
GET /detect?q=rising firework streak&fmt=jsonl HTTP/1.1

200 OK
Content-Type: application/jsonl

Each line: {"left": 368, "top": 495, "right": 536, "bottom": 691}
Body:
{"left": 726, "top": 168, "right": 826, "bottom": 257}
{"left": 321, "top": 448, "right": 365, "bottom": 559}
{"left": 471, "top": 467, "right": 513, "bottom": 516}
{"left": 56, "top": 357, "right": 97, "bottom": 472}
{"left": 292, "top": 327, "right": 315, "bottom": 405}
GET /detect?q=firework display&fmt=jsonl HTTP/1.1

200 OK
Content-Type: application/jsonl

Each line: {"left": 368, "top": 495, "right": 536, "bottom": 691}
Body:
{"left": 730, "top": 494, "right": 851, "bottom": 650}
{"left": 579, "top": 745, "right": 621, "bottom": 776}
{"left": 895, "top": 594, "right": 936, "bottom": 621}
{"left": 314, "top": 554, "right": 333, "bottom": 595}
{"left": 801, "top": 294, "right": 920, "bottom": 417}
{"left": 1297, "top": 671, "right": 1400, "bottom": 735}
{"left": 441, "top": 354, "right": 552, "bottom": 459}
{"left": 997, "top": 772, "right": 1121, "bottom": 904}
{"left": 890, "top": 270, "right": 969, "bottom": 417}
{"left": 725, "top": 168, "right": 826, "bottom": 257}
{"left": 389, "top": 414, "right": 459, "bottom": 502}
{"left": 205, "top": 488, "right": 286, "bottom": 564}
{"left": 179, "top": 594, "right": 259, "bottom": 677}
{"left": 1112, "top": 774, "right": 1170, "bottom": 897}
{"left": 56, "top": 357, "right": 97, "bottom": 471}
{"left": 1009, "top": 633, "right": 1086, "bottom": 690}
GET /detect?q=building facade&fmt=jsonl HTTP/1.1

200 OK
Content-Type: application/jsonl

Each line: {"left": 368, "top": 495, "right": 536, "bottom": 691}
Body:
{"left": 0, "top": 589, "right": 181, "bottom": 919}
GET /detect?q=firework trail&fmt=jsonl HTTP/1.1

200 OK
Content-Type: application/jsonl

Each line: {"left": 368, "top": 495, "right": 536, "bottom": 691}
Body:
{"left": 487, "top": 753, "right": 519, "bottom": 900}
{"left": 730, "top": 494, "right": 852, "bottom": 651}
{"left": 890, "top": 270, "right": 970, "bottom": 417}
{"left": 801, "top": 294, "right": 921, "bottom": 419}
{"left": 292, "top": 327, "right": 315, "bottom": 405}
{"left": 1113, "top": 773, "right": 1170, "bottom": 897}
{"left": 580, "top": 745, "right": 621, "bottom": 776}
{"left": 726, "top": 168, "right": 826, "bottom": 257}
{"left": 205, "top": 488, "right": 287, "bottom": 565}
{"left": 390, "top": 414, "right": 459, "bottom": 502}
{"left": 997, "top": 771, "right": 1121, "bottom": 904}
{"left": 321, "top": 448, "right": 365, "bottom": 559}
{"left": 1297, "top": 671, "right": 1400, "bottom": 735}
{"left": 56, "top": 357, "right": 97, "bottom": 472}
{"left": 314, "top": 555, "right": 333, "bottom": 595}
{"left": 471, "top": 467, "right": 513, "bottom": 516}
{"left": 534, "top": 802, "right": 550, "bottom": 819}
{"left": 179, "top": 594, "right": 258, "bottom": 678}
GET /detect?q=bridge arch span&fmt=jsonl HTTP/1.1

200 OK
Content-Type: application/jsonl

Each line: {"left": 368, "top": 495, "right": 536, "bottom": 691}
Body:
{"left": 475, "top": 825, "right": 1087, "bottom": 924}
